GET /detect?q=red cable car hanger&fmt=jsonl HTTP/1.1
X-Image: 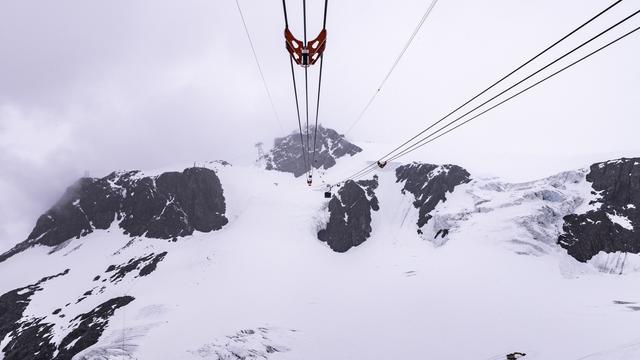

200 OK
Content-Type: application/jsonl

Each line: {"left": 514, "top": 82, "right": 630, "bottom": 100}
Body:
{"left": 282, "top": 0, "right": 328, "bottom": 68}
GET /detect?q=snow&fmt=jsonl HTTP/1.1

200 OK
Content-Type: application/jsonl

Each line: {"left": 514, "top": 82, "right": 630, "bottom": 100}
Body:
{"left": 1, "top": 160, "right": 640, "bottom": 360}
{"left": 0, "top": 333, "right": 9, "bottom": 360}
{"left": 188, "top": 327, "right": 294, "bottom": 359}
{"left": 588, "top": 252, "right": 640, "bottom": 275}
{"left": 577, "top": 340, "right": 640, "bottom": 360}
{"left": 64, "top": 337, "right": 80, "bottom": 349}
{"left": 608, "top": 212, "right": 634, "bottom": 230}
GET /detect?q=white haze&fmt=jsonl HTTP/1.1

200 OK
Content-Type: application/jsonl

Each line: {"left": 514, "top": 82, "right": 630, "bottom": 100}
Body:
{"left": 1, "top": 0, "right": 639, "bottom": 250}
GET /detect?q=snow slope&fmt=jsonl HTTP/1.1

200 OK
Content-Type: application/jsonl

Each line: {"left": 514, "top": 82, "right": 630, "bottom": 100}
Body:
{"left": 1, "top": 157, "right": 640, "bottom": 360}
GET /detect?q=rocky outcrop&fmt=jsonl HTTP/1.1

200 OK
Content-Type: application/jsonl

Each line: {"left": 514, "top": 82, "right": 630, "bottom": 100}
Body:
{"left": 263, "top": 125, "right": 362, "bottom": 177}
{"left": 54, "top": 296, "right": 134, "bottom": 360}
{"left": 0, "top": 167, "right": 228, "bottom": 263}
{"left": 317, "top": 178, "right": 379, "bottom": 252}
{"left": 0, "top": 269, "right": 68, "bottom": 360}
{"left": 105, "top": 252, "right": 168, "bottom": 284}
{"left": 0, "top": 270, "right": 70, "bottom": 355}
{"left": 396, "top": 163, "right": 471, "bottom": 229}
{"left": 558, "top": 158, "right": 640, "bottom": 262}
{"left": 0, "top": 275, "right": 133, "bottom": 360}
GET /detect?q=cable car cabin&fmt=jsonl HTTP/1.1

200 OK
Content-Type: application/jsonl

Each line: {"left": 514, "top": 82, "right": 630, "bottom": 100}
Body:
{"left": 324, "top": 191, "right": 332, "bottom": 199}
{"left": 377, "top": 160, "right": 387, "bottom": 169}
{"left": 506, "top": 353, "right": 526, "bottom": 360}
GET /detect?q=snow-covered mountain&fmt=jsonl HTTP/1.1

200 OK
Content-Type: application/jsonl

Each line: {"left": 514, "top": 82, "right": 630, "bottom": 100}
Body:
{"left": 2, "top": 132, "right": 640, "bottom": 360}
{"left": 261, "top": 125, "right": 362, "bottom": 177}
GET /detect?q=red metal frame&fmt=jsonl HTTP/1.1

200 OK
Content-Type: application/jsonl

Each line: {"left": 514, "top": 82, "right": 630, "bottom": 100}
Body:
{"left": 285, "top": 29, "right": 326, "bottom": 67}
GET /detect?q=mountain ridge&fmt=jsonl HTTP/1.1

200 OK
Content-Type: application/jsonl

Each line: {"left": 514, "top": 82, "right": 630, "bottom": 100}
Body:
{"left": 1, "top": 139, "right": 640, "bottom": 359}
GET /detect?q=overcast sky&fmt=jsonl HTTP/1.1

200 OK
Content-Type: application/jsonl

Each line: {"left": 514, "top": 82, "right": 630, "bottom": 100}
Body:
{"left": 1, "top": 0, "right": 639, "bottom": 251}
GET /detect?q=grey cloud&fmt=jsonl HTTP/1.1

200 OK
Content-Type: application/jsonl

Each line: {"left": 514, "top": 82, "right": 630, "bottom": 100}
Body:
{"left": 1, "top": 0, "right": 639, "bottom": 250}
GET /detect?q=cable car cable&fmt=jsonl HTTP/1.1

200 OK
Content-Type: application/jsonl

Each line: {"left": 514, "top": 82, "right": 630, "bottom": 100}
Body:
{"left": 328, "top": 0, "right": 440, "bottom": 153}
{"left": 344, "top": 0, "right": 625, "bottom": 182}
{"left": 282, "top": 0, "right": 310, "bottom": 177}
{"left": 346, "top": 0, "right": 625, "bottom": 182}
{"left": 282, "top": 0, "right": 289, "bottom": 27}
{"left": 305, "top": 66, "right": 311, "bottom": 173}
{"left": 289, "top": 56, "right": 310, "bottom": 177}
{"left": 384, "top": 9, "right": 640, "bottom": 163}
{"left": 234, "top": 0, "right": 284, "bottom": 133}
{"left": 303, "top": 0, "right": 311, "bottom": 175}
{"left": 351, "top": 23, "right": 640, "bottom": 183}
{"left": 343, "top": 0, "right": 441, "bottom": 138}
{"left": 347, "top": 24, "right": 640, "bottom": 184}
{"left": 385, "top": 24, "right": 640, "bottom": 164}
{"left": 342, "top": 0, "right": 626, "bottom": 182}
{"left": 311, "top": 54, "right": 325, "bottom": 179}
{"left": 311, "top": 0, "right": 330, "bottom": 179}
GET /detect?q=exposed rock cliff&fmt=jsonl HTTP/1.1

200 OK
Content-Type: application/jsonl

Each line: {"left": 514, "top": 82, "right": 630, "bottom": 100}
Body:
{"left": 0, "top": 167, "right": 227, "bottom": 263}
{"left": 317, "top": 177, "right": 379, "bottom": 252}
{"left": 559, "top": 158, "right": 640, "bottom": 262}
{"left": 395, "top": 163, "right": 471, "bottom": 230}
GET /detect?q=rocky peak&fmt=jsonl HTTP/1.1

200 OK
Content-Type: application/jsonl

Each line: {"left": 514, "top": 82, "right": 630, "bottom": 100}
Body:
{"left": 0, "top": 167, "right": 228, "bottom": 263}
{"left": 263, "top": 125, "right": 362, "bottom": 177}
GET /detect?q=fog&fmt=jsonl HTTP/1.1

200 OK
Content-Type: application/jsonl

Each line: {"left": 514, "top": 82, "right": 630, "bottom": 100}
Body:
{"left": 1, "top": 0, "right": 639, "bottom": 250}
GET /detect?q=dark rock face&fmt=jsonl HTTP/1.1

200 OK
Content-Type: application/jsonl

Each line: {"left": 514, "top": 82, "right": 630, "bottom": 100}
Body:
{"left": 0, "top": 270, "right": 69, "bottom": 360}
{"left": 2, "top": 319, "right": 56, "bottom": 360}
{"left": 434, "top": 229, "right": 449, "bottom": 239}
{"left": 318, "top": 178, "right": 379, "bottom": 252}
{"left": 54, "top": 296, "right": 134, "bottom": 360}
{"left": 396, "top": 163, "right": 471, "bottom": 229}
{"left": 263, "top": 125, "right": 362, "bottom": 177}
{"left": 558, "top": 158, "right": 640, "bottom": 262}
{"left": 0, "top": 168, "right": 228, "bottom": 263}
{"left": 106, "top": 252, "right": 168, "bottom": 284}
{"left": 156, "top": 169, "right": 227, "bottom": 233}
{"left": 0, "top": 269, "right": 134, "bottom": 360}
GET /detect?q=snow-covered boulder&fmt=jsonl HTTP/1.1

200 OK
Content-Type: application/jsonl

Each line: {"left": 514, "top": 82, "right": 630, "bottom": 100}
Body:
{"left": 263, "top": 125, "right": 362, "bottom": 177}
{"left": 558, "top": 158, "right": 640, "bottom": 262}
{"left": 0, "top": 167, "right": 228, "bottom": 263}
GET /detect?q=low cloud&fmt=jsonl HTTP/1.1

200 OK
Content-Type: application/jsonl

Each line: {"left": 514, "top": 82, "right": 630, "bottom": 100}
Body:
{"left": 1, "top": 0, "right": 639, "bottom": 250}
